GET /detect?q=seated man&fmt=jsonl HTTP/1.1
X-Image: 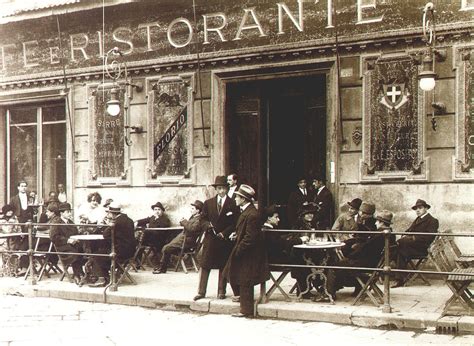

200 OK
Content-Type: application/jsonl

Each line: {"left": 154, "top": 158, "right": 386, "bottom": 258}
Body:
{"left": 341, "top": 202, "right": 377, "bottom": 257}
{"left": 49, "top": 203, "right": 86, "bottom": 286}
{"left": 331, "top": 198, "right": 362, "bottom": 241}
{"left": 89, "top": 202, "right": 137, "bottom": 287}
{"left": 136, "top": 201, "right": 174, "bottom": 256}
{"left": 391, "top": 199, "right": 439, "bottom": 288}
{"left": 327, "top": 210, "right": 394, "bottom": 299}
{"left": 153, "top": 200, "right": 205, "bottom": 274}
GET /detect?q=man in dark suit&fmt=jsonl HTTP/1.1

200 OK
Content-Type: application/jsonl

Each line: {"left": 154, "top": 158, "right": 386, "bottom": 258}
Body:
{"left": 392, "top": 199, "right": 439, "bottom": 287}
{"left": 49, "top": 203, "right": 86, "bottom": 286}
{"left": 227, "top": 173, "right": 239, "bottom": 199}
{"left": 223, "top": 184, "right": 270, "bottom": 318}
{"left": 287, "top": 177, "right": 311, "bottom": 228}
{"left": 194, "top": 176, "right": 239, "bottom": 301}
{"left": 310, "top": 176, "right": 334, "bottom": 230}
{"left": 10, "top": 180, "right": 34, "bottom": 223}
{"left": 89, "top": 202, "right": 137, "bottom": 287}
{"left": 341, "top": 202, "right": 377, "bottom": 257}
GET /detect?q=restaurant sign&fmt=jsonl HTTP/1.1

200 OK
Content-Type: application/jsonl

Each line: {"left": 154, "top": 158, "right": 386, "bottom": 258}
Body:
{"left": 0, "top": 0, "right": 472, "bottom": 78}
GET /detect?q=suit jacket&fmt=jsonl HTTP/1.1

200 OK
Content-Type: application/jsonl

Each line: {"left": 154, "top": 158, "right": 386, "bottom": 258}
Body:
{"left": 287, "top": 188, "right": 311, "bottom": 228}
{"left": 103, "top": 213, "right": 137, "bottom": 261}
{"left": 10, "top": 194, "right": 33, "bottom": 223}
{"left": 312, "top": 186, "right": 334, "bottom": 229}
{"left": 398, "top": 213, "right": 439, "bottom": 256}
{"left": 49, "top": 215, "right": 81, "bottom": 266}
{"left": 180, "top": 213, "right": 205, "bottom": 249}
{"left": 200, "top": 195, "right": 238, "bottom": 269}
{"left": 223, "top": 204, "right": 270, "bottom": 286}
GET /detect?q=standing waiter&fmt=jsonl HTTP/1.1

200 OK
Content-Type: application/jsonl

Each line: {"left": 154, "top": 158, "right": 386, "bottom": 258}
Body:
{"left": 194, "top": 176, "right": 239, "bottom": 301}
{"left": 223, "top": 184, "right": 270, "bottom": 318}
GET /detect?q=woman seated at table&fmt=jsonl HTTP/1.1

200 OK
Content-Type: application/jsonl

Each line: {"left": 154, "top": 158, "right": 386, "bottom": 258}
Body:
{"left": 1, "top": 204, "right": 29, "bottom": 275}
{"left": 49, "top": 203, "right": 87, "bottom": 286}
{"left": 76, "top": 192, "right": 107, "bottom": 231}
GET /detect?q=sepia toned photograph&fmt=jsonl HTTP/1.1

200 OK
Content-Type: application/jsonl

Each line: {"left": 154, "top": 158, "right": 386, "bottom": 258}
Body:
{"left": 0, "top": 0, "right": 473, "bottom": 344}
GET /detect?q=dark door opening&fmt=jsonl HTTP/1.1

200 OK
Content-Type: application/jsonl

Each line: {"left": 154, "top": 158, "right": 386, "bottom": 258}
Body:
{"left": 226, "top": 75, "right": 326, "bottom": 224}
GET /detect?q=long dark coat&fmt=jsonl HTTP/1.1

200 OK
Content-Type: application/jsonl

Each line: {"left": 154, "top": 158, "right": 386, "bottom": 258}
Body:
{"left": 287, "top": 189, "right": 311, "bottom": 228}
{"left": 103, "top": 213, "right": 137, "bottom": 262}
{"left": 200, "top": 195, "right": 238, "bottom": 269}
{"left": 49, "top": 215, "right": 81, "bottom": 266}
{"left": 398, "top": 213, "right": 439, "bottom": 257}
{"left": 223, "top": 204, "right": 270, "bottom": 286}
{"left": 312, "top": 186, "right": 334, "bottom": 229}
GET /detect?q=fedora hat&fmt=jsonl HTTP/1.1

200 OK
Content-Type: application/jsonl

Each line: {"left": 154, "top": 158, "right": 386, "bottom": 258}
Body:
{"left": 191, "top": 200, "right": 204, "bottom": 211}
{"left": 347, "top": 198, "right": 362, "bottom": 210}
{"left": 375, "top": 210, "right": 393, "bottom": 225}
{"left": 234, "top": 184, "right": 256, "bottom": 201}
{"left": 211, "top": 175, "right": 228, "bottom": 187}
{"left": 107, "top": 202, "right": 122, "bottom": 214}
{"left": 411, "top": 199, "right": 431, "bottom": 210}
{"left": 103, "top": 198, "right": 113, "bottom": 208}
{"left": 151, "top": 201, "right": 165, "bottom": 211}
{"left": 359, "top": 202, "right": 375, "bottom": 215}
{"left": 298, "top": 204, "right": 317, "bottom": 217}
{"left": 58, "top": 202, "right": 72, "bottom": 212}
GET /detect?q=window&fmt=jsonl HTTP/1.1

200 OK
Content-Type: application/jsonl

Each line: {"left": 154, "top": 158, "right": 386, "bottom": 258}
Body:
{"left": 7, "top": 102, "right": 66, "bottom": 200}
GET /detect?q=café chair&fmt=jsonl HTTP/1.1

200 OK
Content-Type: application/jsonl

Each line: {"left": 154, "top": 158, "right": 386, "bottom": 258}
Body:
{"left": 51, "top": 243, "right": 74, "bottom": 283}
{"left": 403, "top": 236, "right": 443, "bottom": 287}
{"left": 114, "top": 257, "right": 137, "bottom": 286}
{"left": 352, "top": 254, "right": 384, "bottom": 307}
{"left": 174, "top": 232, "right": 203, "bottom": 274}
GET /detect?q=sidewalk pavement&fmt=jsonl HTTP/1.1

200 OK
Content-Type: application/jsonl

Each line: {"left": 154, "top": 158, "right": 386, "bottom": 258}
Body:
{"left": 0, "top": 269, "right": 473, "bottom": 334}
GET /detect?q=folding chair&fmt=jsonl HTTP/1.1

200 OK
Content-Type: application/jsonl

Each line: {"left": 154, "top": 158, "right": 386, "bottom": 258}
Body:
{"left": 441, "top": 230, "right": 474, "bottom": 269}
{"left": 174, "top": 232, "right": 203, "bottom": 274}
{"left": 403, "top": 236, "right": 442, "bottom": 286}
{"left": 51, "top": 243, "right": 74, "bottom": 282}
{"left": 115, "top": 257, "right": 137, "bottom": 286}
{"left": 134, "top": 228, "right": 157, "bottom": 269}
{"left": 261, "top": 266, "right": 292, "bottom": 303}
{"left": 352, "top": 256, "right": 384, "bottom": 307}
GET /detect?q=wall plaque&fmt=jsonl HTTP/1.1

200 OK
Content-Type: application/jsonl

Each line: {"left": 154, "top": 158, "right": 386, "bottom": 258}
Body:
{"left": 361, "top": 55, "right": 427, "bottom": 181}
{"left": 146, "top": 74, "right": 194, "bottom": 185}
{"left": 453, "top": 45, "right": 474, "bottom": 180}
{"left": 88, "top": 85, "right": 131, "bottom": 185}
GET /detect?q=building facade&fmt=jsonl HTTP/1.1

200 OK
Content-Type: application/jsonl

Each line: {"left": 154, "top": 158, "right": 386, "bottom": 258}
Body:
{"left": 0, "top": 0, "right": 473, "bottom": 233}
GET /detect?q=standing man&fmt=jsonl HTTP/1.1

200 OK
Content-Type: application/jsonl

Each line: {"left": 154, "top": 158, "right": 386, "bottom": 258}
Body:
{"left": 89, "top": 202, "right": 137, "bottom": 288}
{"left": 392, "top": 199, "right": 439, "bottom": 287}
{"left": 311, "top": 176, "right": 334, "bottom": 230}
{"left": 287, "top": 177, "right": 311, "bottom": 228}
{"left": 57, "top": 184, "right": 67, "bottom": 203}
{"left": 223, "top": 184, "right": 269, "bottom": 318}
{"left": 227, "top": 173, "right": 239, "bottom": 199}
{"left": 194, "top": 176, "right": 238, "bottom": 301}
{"left": 10, "top": 181, "right": 33, "bottom": 223}
{"left": 153, "top": 200, "right": 205, "bottom": 274}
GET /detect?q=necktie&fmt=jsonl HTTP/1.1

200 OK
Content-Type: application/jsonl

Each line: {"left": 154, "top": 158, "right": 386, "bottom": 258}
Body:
{"left": 217, "top": 198, "right": 222, "bottom": 214}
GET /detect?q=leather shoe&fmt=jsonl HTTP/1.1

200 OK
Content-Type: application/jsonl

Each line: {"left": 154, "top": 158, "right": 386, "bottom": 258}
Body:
{"left": 88, "top": 278, "right": 109, "bottom": 288}
{"left": 193, "top": 294, "right": 205, "bottom": 301}
{"left": 231, "top": 296, "right": 240, "bottom": 303}
{"left": 152, "top": 267, "right": 166, "bottom": 274}
{"left": 217, "top": 293, "right": 226, "bottom": 299}
{"left": 391, "top": 280, "right": 405, "bottom": 288}
{"left": 232, "top": 312, "right": 252, "bottom": 318}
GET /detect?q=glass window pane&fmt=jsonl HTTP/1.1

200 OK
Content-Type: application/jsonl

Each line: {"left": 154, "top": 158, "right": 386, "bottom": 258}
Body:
{"left": 42, "top": 123, "right": 66, "bottom": 199}
{"left": 10, "top": 107, "right": 36, "bottom": 124}
{"left": 10, "top": 125, "right": 37, "bottom": 197}
{"left": 43, "top": 104, "right": 65, "bottom": 122}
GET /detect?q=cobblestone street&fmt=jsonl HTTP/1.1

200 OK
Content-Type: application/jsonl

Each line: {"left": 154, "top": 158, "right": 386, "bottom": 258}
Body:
{"left": 0, "top": 295, "right": 472, "bottom": 345}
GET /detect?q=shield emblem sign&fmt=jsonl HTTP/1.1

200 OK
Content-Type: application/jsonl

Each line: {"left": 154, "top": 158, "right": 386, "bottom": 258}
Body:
{"left": 383, "top": 83, "right": 405, "bottom": 108}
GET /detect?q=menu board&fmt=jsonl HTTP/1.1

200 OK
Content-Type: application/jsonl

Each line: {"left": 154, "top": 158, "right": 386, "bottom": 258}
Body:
{"left": 92, "top": 88, "right": 125, "bottom": 179}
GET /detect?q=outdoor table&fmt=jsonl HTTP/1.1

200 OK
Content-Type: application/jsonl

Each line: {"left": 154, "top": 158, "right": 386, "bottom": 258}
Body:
{"left": 293, "top": 241, "right": 345, "bottom": 304}
{"left": 70, "top": 234, "right": 104, "bottom": 241}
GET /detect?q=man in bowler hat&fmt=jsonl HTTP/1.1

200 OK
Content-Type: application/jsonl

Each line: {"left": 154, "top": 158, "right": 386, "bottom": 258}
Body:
{"left": 223, "top": 184, "right": 269, "bottom": 317}
{"left": 392, "top": 199, "right": 439, "bottom": 287}
{"left": 194, "top": 176, "right": 239, "bottom": 301}
{"left": 331, "top": 198, "right": 362, "bottom": 241}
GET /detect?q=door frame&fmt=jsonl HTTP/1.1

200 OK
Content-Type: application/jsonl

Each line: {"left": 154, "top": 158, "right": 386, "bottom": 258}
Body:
{"left": 211, "top": 59, "right": 340, "bottom": 206}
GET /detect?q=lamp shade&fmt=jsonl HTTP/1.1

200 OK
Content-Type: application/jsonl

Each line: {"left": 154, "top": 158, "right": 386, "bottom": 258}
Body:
{"left": 106, "top": 99, "right": 121, "bottom": 116}
{"left": 418, "top": 70, "right": 436, "bottom": 91}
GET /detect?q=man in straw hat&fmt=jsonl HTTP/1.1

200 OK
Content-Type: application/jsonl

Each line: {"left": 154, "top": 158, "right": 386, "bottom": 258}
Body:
{"left": 391, "top": 199, "right": 439, "bottom": 288}
{"left": 194, "top": 176, "right": 239, "bottom": 301}
{"left": 223, "top": 184, "right": 270, "bottom": 317}
{"left": 89, "top": 202, "right": 137, "bottom": 288}
{"left": 153, "top": 200, "right": 205, "bottom": 274}
{"left": 341, "top": 201, "right": 377, "bottom": 257}
{"left": 327, "top": 210, "right": 395, "bottom": 300}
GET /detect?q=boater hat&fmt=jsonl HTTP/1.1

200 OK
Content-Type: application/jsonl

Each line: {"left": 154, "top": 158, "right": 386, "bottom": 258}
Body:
{"left": 411, "top": 199, "right": 431, "bottom": 210}
{"left": 107, "top": 202, "right": 122, "bottom": 214}
{"left": 211, "top": 176, "right": 228, "bottom": 187}
{"left": 375, "top": 210, "right": 393, "bottom": 225}
{"left": 234, "top": 184, "right": 256, "bottom": 201}
{"left": 347, "top": 198, "right": 362, "bottom": 210}
{"left": 191, "top": 200, "right": 204, "bottom": 211}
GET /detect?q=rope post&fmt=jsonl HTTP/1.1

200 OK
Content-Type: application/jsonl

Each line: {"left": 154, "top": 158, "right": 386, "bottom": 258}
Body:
{"left": 109, "top": 222, "right": 118, "bottom": 292}
{"left": 26, "top": 222, "right": 36, "bottom": 285}
{"left": 382, "top": 228, "right": 392, "bottom": 313}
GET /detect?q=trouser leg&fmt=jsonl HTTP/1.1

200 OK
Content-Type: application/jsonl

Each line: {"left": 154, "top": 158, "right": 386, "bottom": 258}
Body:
{"left": 231, "top": 283, "right": 240, "bottom": 297}
{"left": 239, "top": 285, "right": 254, "bottom": 316}
{"left": 198, "top": 267, "right": 210, "bottom": 296}
{"left": 218, "top": 269, "right": 227, "bottom": 295}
